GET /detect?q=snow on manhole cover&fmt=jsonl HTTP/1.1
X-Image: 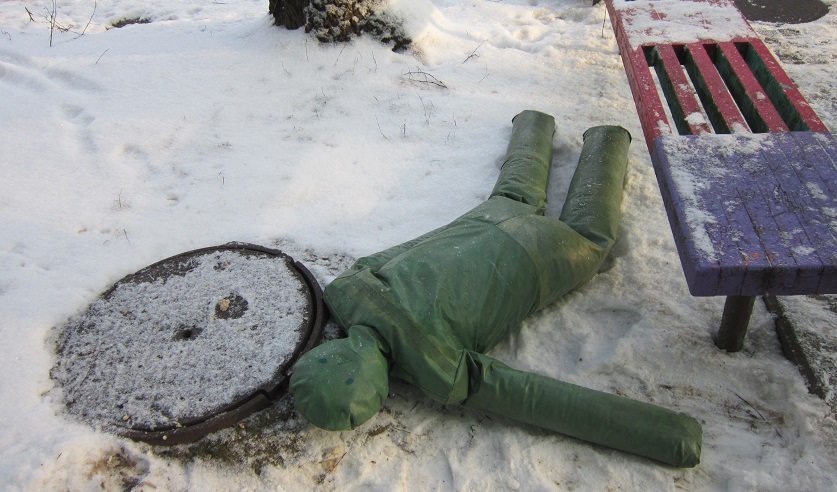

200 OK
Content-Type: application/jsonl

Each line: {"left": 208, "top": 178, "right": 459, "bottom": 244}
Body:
{"left": 50, "top": 244, "right": 325, "bottom": 445}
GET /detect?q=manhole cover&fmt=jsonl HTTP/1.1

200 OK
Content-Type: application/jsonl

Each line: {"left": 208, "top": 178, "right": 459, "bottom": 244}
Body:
{"left": 734, "top": 0, "right": 829, "bottom": 24}
{"left": 50, "top": 244, "right": 325, "bottom": 445}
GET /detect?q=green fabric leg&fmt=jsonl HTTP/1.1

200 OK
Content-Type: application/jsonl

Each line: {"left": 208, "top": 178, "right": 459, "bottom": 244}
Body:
{"left": 496, "top": 125, "right": 631, "bottom": 309}
{"left": 491, "top": 110, "right": 556, "bottom": 211}
{"left": 559, "top": 126, "right": 632, "bottom": 251}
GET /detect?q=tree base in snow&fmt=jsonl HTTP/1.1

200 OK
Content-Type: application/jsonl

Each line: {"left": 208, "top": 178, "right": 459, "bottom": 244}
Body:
{"left": 269, "top": 0, "right": 411, "bottom": 52}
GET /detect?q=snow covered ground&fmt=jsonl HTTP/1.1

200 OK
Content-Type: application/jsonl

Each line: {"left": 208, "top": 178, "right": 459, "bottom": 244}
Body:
{"left": 1, "top": 0, "right": 835, "bottom": 489}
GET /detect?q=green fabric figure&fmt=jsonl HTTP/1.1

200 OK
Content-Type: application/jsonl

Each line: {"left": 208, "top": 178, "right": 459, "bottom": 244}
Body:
{"left": 290, "top": 110, "right": 702, "bottom": 468}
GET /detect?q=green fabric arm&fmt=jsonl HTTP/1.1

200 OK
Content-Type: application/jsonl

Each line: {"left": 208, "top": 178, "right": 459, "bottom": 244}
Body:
{"left": 461, "top": 351, "right": 702, "bottom": 468}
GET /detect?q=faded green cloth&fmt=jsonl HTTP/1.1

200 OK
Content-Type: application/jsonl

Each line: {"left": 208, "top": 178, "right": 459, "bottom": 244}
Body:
{"left": 290, "top": 110, "right": 702, "bottom": 467}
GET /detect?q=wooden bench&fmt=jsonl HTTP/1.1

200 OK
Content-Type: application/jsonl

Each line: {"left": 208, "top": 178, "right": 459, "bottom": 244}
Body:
{"left": 604, "top": 0, "right": 837, "bottom": 351}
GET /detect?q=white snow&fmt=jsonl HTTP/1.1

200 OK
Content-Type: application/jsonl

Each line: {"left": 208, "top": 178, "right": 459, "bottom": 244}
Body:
{"left": 684, "top": 111, "right": 707, "bottom": 126}
{"left": 1, "top": 0, "right": 836, "bottom": 490}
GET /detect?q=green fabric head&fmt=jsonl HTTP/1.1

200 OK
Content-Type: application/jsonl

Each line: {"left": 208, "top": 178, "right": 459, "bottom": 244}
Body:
{"left": 290, "top": 326, "right": 390, "bottom": 430}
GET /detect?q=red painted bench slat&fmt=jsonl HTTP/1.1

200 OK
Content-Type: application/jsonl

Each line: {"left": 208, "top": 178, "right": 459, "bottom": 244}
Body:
{"left": 606, "top": 0, "right": 674, "bottom": 150}
{"left": 746, "top": 40, "right": 829, "bottom": 132}
{"left": 684, "top": 43, "right": 749, "bottom": 133}
{"left": 651, "top": 44, "right": 713, "bottom": 135}
{"left": 716, "top": 41, "right": 789, "bottom": 133}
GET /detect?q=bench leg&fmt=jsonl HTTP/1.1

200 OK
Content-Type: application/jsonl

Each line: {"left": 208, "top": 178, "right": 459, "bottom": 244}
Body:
{"left": 715, "top": 296, "right": 756, "bottom": 352}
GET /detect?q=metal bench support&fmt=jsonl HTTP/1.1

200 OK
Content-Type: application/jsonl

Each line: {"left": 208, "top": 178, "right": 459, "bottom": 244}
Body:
{"left": 716, "top": 296, "right": 756, "bottom": 351}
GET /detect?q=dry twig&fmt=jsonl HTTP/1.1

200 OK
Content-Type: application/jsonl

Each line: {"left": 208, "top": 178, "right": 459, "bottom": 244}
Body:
{"left": 463, "top": 41, "right": 484, "bottom": 63}
{"left": 404, "top": 70, "right": 447, "bottom": 89}
{"left": 734, "top": 393, "right": 783, "bottom": 438}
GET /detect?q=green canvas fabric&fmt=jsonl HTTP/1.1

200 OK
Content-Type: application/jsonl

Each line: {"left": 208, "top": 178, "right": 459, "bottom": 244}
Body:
{"left": 290, "top": 110, "right": 702, "bottom": 467}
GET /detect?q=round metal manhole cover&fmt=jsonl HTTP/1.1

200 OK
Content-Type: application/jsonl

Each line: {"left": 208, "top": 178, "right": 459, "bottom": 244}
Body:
{"left": 733, "top": 0, "right": 829, "bottom": 24}
{"left": 50, "top": 244, "right": 325, "bottom": 445}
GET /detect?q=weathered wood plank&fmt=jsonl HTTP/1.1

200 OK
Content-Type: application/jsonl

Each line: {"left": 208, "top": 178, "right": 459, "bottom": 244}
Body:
{"left": 650, "top": 44, "right": 713, "bottom": 136}
{"left": 787, "top": 132, "right": 837, "bottom": 292}
{"left": 744, "top": 40, "right": 829, "bottom": 132}
{"left": 748, "top": 138, "right": 821, "bottom": 293}
{"left": 606, "top": 0, "right": 755, "bottom": 51}
{"left": 606, "top": 1, "right": 673, "bottom": 150}
{"left": 651, "top": 133, "right": 837, "bottom": 296}
{"left": 716, "top": 42, "right": 789, "bottom": 133}
{"left": 684, "top": 43, "right": 749, "bottom": 133}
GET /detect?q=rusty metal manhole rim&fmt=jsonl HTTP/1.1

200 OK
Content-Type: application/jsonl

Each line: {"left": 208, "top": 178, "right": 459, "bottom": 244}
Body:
{"left": 56, "top": 243, "right": 326, "bottom": 446}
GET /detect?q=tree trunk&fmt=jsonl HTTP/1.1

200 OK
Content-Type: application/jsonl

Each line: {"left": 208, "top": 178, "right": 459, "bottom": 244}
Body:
{"left": 269, "top": 0, "right": 309, "bottom": 30}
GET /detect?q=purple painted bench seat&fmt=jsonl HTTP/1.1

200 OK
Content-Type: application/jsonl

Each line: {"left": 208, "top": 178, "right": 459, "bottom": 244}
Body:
{"left": 653, "top": 131, "right": 837, "bottom": 297}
